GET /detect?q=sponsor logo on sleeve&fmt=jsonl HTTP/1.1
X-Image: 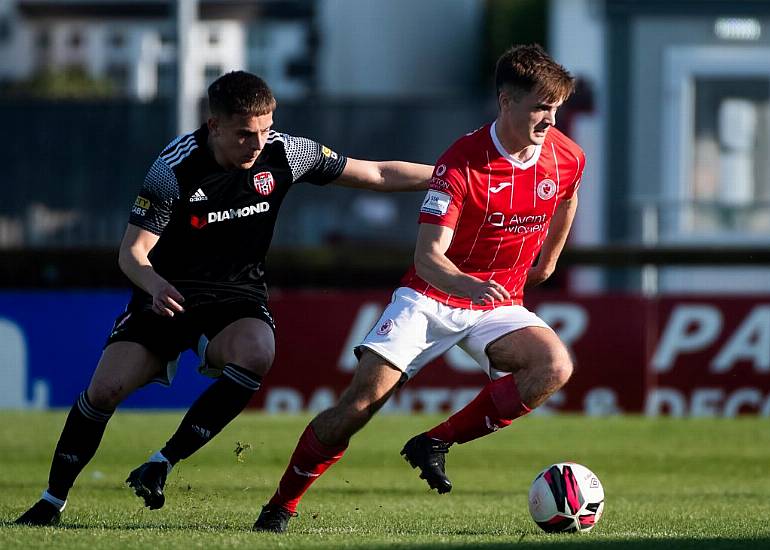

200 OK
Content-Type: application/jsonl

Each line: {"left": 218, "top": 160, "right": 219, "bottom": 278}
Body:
{"left": 131, "top": 196, "right": 151, "bottom": 216}
{"left": 420, "top": 189, "right": 451, "bottom": 216}
{"left": 253, "top": 171, "right": 275, "bottom": 196}
{"left": 429, "top": 177, "right": 449, "bottom": 191}
{"left": 321, "top": 145, "right": 339, "bottom": 160}
{"left": 435, "top": 164, "right": 447, "bottom": 176}
{"left": 537, "top": 178, "right": 557, "bottom": 200}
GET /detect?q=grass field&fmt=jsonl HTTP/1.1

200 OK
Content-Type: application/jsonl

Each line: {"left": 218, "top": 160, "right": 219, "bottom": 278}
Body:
{"left": 1, "top": 411, "right": 769, "bottom": 549}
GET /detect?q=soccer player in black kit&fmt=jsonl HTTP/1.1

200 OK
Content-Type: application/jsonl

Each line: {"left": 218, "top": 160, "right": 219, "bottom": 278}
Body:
{"left": 15, "top": 71, "right": 432, "bottom": 526}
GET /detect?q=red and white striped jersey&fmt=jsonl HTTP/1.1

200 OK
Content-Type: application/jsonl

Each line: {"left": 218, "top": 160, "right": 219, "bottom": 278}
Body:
{"left": 401, "top": 121, "right": 585, "bottom": 309}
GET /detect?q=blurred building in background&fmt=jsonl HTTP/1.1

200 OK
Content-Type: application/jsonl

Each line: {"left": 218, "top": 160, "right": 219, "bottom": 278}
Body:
{"left": 1, "top": 0, "right": 768, "bottom": 415}
{"left": 0, "top": 0, "right": 768, "bottom": 296}
{"left": 0, "top": 0, "right": 314, "bottom": 99}
{"left": 551, "top": 0, "right": 770, "bottom": 294}
{"left": 0, "top": 0, "right": 486, "bottom": 255}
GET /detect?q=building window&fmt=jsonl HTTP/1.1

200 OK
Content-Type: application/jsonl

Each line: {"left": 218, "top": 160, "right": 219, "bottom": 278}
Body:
{"left": 204, "top": 64, "right": 222, "bottom": 83}
{"left": 690, "top": 77, "right": 770, "bottom": 236}
{"left": 69, "top": 30, "right": 83, "bottom": 50}
{"left": 36, "top": 28, "right": 50, "bottom": 50}
{"left": 159, "top": 30, "right": 175, "bottom": 47}
{"left": 105, "top": 63, "right": 129, "bottom": 92}
{"left": 0, "top": 17, "right": 12, "bottom": 44}
{"left": 108, "top": 31, "right": 125, "bottom": 49}
{"left": 156, "top": 62, "right": 175, "bottom": 98}
{"left": 208, "top": 29, "right": 220, "bottom": 46}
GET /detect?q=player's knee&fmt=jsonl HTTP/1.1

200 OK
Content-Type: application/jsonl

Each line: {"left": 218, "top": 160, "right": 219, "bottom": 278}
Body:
{"left": 546, "top": 351, "right": 573, "bottom": 389}
{"left": 230, "top": 350, "right": 274, "bottom": 376}
{"left": 86, "top": 383, "right": 123, "bottom": 411}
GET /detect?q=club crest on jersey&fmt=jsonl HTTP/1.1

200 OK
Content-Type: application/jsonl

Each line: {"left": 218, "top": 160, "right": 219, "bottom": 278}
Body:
{"left": 376, "top": 319, "right": 394, "bottom": 335}
{"left": 253, "top": 171, "right": 275, "bottom": 196}
{"left": 537, "top": 179, "right": 557, "bottom": 200}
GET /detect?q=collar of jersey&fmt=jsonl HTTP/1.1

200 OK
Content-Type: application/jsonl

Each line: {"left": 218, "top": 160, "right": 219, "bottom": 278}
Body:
{"left": 490, "top": 121, "right": 542, "bottom": 170}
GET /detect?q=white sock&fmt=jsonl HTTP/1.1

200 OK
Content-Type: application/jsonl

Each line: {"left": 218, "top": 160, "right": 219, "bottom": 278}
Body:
{"left": 41, "top": 490, "right": 67, "bottom": 512}
{"left": 149, "top": 451, "right": 173, "bottom": 474}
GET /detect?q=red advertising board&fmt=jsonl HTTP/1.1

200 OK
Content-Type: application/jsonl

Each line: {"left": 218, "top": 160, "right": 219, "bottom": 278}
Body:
{"left": 253, "top": 290, "right": 770, "bottom": 417}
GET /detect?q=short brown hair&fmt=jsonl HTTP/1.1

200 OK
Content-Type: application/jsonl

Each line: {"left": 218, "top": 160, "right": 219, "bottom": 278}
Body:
{"left": 495, "top": 44, "right": 575, "bottom": 103}
{"left": 208, "top": 71, "right": 277, "bottom": 117}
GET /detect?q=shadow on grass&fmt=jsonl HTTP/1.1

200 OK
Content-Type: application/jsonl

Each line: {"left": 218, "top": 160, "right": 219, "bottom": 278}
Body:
{"left": 356, "top": 539, "right": 770, "bottom": 549}
{"left": 3, "top": 518, "right": 768, "bottom": 549}
{"left": 1, "top": 480, "right": 512, "bottom": 499}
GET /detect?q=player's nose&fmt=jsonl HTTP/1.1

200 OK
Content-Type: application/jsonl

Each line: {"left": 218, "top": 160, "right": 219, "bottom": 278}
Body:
{"left": 248, "top": 134, "right": 265, "bottom": 152}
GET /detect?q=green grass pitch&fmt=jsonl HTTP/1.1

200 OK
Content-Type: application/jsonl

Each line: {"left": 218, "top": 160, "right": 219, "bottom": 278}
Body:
{"left": 1, "top": 411, "right": 769, "bottom": 549}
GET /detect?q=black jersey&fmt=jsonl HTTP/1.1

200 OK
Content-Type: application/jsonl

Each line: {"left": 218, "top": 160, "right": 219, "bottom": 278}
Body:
{"left": 127, "top": 124, "right": 347, "bottom": 308}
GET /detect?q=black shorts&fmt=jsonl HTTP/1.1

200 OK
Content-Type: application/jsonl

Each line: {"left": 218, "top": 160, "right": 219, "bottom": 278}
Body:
{"left": 105, "top": 299, "right": 276, "bottom": 363}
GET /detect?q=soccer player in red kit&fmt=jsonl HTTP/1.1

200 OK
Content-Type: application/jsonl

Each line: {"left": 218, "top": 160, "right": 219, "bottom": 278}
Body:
{"left": 254, "top": 44, "right": 584, "bottom": 533}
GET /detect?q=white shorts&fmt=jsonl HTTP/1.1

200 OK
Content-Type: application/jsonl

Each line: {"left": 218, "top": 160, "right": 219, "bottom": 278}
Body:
{"left": 358, "top": 287, "right": 552, "bottom": 380}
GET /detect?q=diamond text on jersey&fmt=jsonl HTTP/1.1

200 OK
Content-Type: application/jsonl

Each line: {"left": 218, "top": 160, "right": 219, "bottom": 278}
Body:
{"left": 190, "top": 202, "right": 271, "bottom": 229}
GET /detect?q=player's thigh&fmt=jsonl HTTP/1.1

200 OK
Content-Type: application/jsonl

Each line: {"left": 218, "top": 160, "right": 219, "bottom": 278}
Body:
{"left": 337, "top": 348, "right": 404, "bottom": 412}
{"left": 206, "top": 317, "right": 275, "bottom": 376}
{"left": 486, "top": 326, "right": 572, "bottom": 375}
{"left": 87, "top": 341, "right": 166, "bottom": 409}
{"left": 358, "top": 287, "right": 468, "bottom": 380}
{"left": 461, "top": 305, "right": 568, "bottom": 376}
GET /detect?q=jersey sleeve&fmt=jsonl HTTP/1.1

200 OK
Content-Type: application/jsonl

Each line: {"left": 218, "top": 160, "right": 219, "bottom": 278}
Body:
{"left": 563, "top": 150, "right": 586, "bottom": 199}
{"left": 282, "top": 134, "right": 348, "bottom": 185}
{"left": 128, "top": 157, "right": 181, "bottom": 235}
{"left": 417, "top": 152, "right": 467, "bottom": 229}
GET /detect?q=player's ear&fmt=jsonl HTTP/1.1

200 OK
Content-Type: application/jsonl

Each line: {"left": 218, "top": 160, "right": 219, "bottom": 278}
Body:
{"left": 207, "top": 116, "right": 220, "bottom": 136}
{"left": 498, "top": 90, "right": 511, "bottom": 112}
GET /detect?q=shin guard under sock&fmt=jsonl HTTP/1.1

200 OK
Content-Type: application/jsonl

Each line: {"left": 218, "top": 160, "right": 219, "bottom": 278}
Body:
{"left": 426, "top": 375, "right": 530, "bottom": 444}
{"left": 160, "top": 364, "right": 261, "bottom": 464}
{"left": 47, "top": 391, "right": 114, "bottom": 500}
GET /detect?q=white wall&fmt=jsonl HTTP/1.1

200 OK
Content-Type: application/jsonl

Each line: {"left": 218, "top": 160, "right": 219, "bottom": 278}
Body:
{"left": 317, "top": 0, "right": 482, "bottom": 98}
{"left": 549, "top": 0, "right": 607, "bottom": 292}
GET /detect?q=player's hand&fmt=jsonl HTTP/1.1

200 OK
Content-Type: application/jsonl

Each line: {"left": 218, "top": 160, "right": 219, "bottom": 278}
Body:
{"left": 525, "top": 264, "right": 555, "bottom": 288}
{"left": 468, "top": 279, "right": 510, "bottom": 306}
{"left": 150, "top": 282, "right": 185, "bottom": 317}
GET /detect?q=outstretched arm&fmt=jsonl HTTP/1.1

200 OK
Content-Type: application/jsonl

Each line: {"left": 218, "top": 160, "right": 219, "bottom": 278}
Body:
{"left": 332, "top": 158, "right": 433, "bottom": 192}
{"left": 118, "top": 224, "right": 185, "bottom": 317}
{"left": 414, "top": 223, "right": 511, "bottom": 306}
{"left": 525, "top": 194, "right": 578, "bottom": 288}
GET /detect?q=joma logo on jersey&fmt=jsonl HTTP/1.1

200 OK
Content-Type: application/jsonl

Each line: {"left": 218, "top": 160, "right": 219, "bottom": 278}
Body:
{"left": 190, "top": 203, "right": 270, "bottom": 229}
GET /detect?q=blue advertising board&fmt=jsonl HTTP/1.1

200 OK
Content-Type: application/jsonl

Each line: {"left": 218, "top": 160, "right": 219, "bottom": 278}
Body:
{"left": 0, "top": 291, "right": 210, "bottom": 409}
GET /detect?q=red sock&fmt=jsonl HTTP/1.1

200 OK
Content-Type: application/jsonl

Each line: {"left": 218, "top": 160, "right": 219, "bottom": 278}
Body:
{"left": 268, "top": 424, "right": 347, "bottom": 513}
{"left": 426, "top": 375, "right": 531, "bottom": 444}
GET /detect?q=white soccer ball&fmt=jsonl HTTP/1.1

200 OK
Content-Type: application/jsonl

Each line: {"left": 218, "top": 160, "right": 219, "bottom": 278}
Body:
{"left": 528, "top": 462, "right": 604, "bottom": 533}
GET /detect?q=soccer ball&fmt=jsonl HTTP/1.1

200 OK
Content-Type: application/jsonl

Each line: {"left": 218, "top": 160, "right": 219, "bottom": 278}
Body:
{"left": 528, "top": 462, "right": 604, "bottom": 533}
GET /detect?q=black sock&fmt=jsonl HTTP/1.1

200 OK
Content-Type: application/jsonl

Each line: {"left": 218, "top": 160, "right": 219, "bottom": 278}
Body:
{"left": 160, "top": 364, "right": 261, "bottom": 465}
{"left": 47, "top": 391, "right": 114, "bottom": 501}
